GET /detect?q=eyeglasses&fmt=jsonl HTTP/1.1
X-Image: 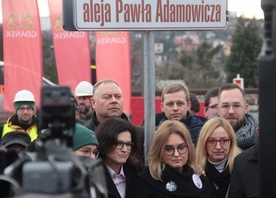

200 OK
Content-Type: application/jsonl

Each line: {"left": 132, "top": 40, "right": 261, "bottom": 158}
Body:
{"left": 164, "top": 143, "right": 188, "bottom": 156}
{"left": 206, "top": 138, "right": 231, "bottom": 147}
{"left": 206, "top": 104, "right": 218, "bottom": 110}
{"left": 116, "top": 141, "right": 134, "bottom": 150}
{"left": 18, "top": 107, "right": 33, "bottom": 112}
{"left": 79, "top": 148, "right": 99, "bottom": 158}
{"left": 219, "top": 104, "right": 245, "bottom": 111}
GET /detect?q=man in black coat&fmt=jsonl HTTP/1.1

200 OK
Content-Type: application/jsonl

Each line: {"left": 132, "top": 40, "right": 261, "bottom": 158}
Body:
{"left": 88, "top": 79, "right": 138, "bottom": 132}
{"left": 228, "top": 141, "right": 260, "bottom": 197}
{"left": 88, "top": 79, "right": 144, "bottom": 170}
{"left": 155, "top": 83, "right": 204, "bottom": 144}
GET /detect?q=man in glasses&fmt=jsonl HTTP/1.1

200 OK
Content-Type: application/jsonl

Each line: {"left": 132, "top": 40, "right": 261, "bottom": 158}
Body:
{"left": 217, "top": 83, "right": 258, "bottom": 150}
{"left": 204, "top": 87, "right": 219, "bottom": 119}
{"left": 0, "top": 90, "right": 38, "bottom": 143}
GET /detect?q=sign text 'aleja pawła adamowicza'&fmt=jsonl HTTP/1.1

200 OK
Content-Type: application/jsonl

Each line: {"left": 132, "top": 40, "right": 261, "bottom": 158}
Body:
{"left": 74, "top": 0, "right": 228, "bottom": 31}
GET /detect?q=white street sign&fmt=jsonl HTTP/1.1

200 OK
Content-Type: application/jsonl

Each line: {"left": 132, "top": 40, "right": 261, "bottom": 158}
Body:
{"left": 73, "top": 0, "right": 228, "bottom": 31}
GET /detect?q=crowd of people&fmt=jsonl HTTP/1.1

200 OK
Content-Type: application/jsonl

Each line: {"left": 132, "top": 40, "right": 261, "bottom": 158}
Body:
{"left": 0, "top": 79, "right": 260, "bottom": 197}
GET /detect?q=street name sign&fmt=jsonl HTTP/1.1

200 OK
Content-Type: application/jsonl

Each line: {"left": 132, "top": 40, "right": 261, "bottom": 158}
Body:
{"left": 73, "top": 0, "right": 228, "bottom": 31}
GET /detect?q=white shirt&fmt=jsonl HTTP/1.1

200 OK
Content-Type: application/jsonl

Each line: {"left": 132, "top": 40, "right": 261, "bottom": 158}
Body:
{"left": 106, "top": 164, "right": 126, "bottom": 198}
{"left": 208, "top": 157, "right": 228, "bottom": 173}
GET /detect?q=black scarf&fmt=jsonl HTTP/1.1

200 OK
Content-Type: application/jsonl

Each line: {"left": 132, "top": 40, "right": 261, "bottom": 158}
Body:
{"left": 206, "top": 160, "right": 230, "bottom": 198}
{"left": 11, "top": 115, "right": 37, "bottom": 131}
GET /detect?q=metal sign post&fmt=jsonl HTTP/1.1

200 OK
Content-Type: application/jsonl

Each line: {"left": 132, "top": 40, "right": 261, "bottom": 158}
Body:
{"left": 143, "top": 31, "right": 155, "bottom": 165}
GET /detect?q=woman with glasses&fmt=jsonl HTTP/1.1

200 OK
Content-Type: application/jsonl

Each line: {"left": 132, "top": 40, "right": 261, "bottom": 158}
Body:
{"left": 129, "top": 120, "right": 216, "bottom": 198}
{"left": 95, "top": 118, "right": 139, "bottom": 198}
{"left": 73, "top": 124, "right": 99, "bottom": 159}
{"left": 196, "top": 117, "right": 241, "bottom": 198}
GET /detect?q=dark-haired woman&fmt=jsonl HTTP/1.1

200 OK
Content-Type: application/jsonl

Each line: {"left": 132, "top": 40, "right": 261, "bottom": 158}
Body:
{"left": 95, "top": 118, "right": 139, "bottom": 198}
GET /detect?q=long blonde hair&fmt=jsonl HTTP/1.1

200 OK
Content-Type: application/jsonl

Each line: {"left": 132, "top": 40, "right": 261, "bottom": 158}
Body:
{"left": 196, "top": 117, "right": 241, "bottom": 173}
{"left": 148, "top": 120, "right": 202, "bottom": 181}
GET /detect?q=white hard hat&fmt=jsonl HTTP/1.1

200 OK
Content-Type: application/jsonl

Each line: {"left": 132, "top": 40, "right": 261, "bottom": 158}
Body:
{"left": 75, "top": 81, "right": 93, "bottom": 97}
{"left": 13, "top": 90, "right": 35, "bottom": 103}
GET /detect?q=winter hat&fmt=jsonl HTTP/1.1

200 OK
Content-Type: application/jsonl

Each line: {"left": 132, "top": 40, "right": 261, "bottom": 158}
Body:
{"left": 2, "top": 131, "right": 31, "bottom": 148}
{"left": 14, "top": 101, "right": 35, "bottom": 111}
{"left": 73, "top": 124, "right": 98, "bottom": 151}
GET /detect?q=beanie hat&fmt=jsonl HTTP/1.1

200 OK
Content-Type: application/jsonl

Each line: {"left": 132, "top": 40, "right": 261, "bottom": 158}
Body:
{"left": 14, "top": 101, "right": 35, "bottom": 111}
{"left": 73, "top": 124, "right": 98, "bottom": 151}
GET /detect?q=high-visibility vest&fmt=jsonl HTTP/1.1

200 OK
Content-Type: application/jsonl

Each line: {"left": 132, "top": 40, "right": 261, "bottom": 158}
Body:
{"left": 2, "top": 124, "right": 38, "bottom": 142}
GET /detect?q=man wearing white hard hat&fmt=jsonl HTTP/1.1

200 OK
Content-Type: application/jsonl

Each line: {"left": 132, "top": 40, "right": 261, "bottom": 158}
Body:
{"left": 74, "top": 81, "right": 94, "bottom": 129}
{"left": 0, "top": 90, "right": 38, "bottom": 142}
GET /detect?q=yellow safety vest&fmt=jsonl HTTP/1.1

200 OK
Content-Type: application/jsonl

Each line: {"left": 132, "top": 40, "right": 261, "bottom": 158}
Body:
{"left": 2, "top": 124, "right": 38, "bottom": 142}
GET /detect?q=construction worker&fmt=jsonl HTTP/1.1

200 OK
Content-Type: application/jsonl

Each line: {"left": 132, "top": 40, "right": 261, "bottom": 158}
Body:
{"left": 0, "top": 90, "right": 38, "bottom": 143}
{"left": 74, "top": 81, "right": 94, "bottom": 129}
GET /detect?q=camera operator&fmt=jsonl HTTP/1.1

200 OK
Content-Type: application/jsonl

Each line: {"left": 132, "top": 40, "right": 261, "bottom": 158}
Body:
{"left": 0, "top": 148, "right": 19, "bottom": 197}
{"left": 0, "top": 86, "right": 108, "bottom": 197}
{"left": 0, "top": 132, "right": 31, "bottom": 196}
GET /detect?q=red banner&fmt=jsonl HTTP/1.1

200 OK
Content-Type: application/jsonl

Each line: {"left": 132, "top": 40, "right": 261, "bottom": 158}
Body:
{"left": 48, "top": 0, "right": 91, "bottom": 92}
{"left": 95, "top": 32, "right": 131, "bottom": 115}
{"left": 2, "top": 0, "right": 43, "bottom": 111}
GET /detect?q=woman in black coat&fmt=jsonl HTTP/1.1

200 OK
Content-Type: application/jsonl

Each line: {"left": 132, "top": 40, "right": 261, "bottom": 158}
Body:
{"left": 128, "top": 120, "right": 216, "bottom": 198}
{"left": 95, "top": 118, "right": 140, "bottom": 198}
{"left": 196, "top": 117, "right": 241, "bottom": 198}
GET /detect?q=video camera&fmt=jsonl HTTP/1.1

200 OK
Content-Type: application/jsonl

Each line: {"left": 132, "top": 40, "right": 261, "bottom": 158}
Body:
{"left": 2, "top": 86, "right": 107, "bottom": 197}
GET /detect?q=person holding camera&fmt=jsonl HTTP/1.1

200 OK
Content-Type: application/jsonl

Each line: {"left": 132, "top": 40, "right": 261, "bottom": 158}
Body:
{"left": 95, "top": 118, "right": 140, "bottom": 198}
{"left": 0, "top": 131, "right": 32, "bottom": 196}
{"left": 2, "top": 131, "right": 31, "bottom": 154}
{"left": 0, "top": 87, "right": 106, "bottom": 198}
{"left": 0, "top": 90, "right": 38, "bottom": 143}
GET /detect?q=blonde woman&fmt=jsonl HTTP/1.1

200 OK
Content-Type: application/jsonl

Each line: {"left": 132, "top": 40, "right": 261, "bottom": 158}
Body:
{"left": 128, "top": 120, "right": 216, "bottom": 198}
{"left": 196, "top": 117, "right": 241, "bottom": 198}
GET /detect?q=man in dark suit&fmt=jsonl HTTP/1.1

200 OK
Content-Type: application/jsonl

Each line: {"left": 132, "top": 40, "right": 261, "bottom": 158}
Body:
{"left": 228, "top": 140, "right": 260, "bottom": 197}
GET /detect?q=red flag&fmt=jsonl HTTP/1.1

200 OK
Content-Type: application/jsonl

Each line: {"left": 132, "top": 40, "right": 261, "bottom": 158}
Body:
{"left": 2, "top": 0, "right": 43, "bottom": 111}
{"left": 95, "top": 32, "right": 131, "bottom": 115}
{"left": 48, "top": 0, "right": 91, "bottom": 91}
